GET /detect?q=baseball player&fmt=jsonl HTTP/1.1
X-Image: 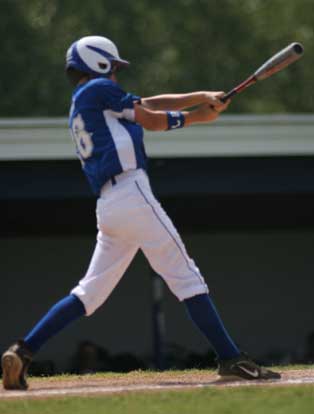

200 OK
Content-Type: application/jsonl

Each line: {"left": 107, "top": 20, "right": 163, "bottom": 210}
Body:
{"left": 2, "top": 36, "right": 280, "bottom": 390}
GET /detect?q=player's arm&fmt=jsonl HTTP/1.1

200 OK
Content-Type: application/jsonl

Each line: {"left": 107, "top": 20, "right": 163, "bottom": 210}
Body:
{"left": 141, "top": 91, "right": 225, "bottom": 111}
{"left": 134, "top": 100, "right": 229, "bottom": 131}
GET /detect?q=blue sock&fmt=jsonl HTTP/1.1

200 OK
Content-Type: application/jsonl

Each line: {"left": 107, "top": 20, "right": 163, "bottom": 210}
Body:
{"left": 184, "top": 294, "right": 240, "bottom": 360}
{"left": 24, "top": 295, "right": 86, "bottom": 354}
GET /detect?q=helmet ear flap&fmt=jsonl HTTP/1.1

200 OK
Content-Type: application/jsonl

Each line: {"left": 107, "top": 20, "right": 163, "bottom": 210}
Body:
{"left": 97, "top": 56, "right": 111, "bottom": 74}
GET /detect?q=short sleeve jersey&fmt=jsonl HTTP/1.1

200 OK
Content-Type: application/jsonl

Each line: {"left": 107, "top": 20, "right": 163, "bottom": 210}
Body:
{"left": 69, "top": 78, "right": 147, "bottom": 195}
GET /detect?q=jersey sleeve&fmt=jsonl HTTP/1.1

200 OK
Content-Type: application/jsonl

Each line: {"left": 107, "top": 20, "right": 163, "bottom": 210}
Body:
{"left": 98, "top": 80, "right": 141, "bottom": 122}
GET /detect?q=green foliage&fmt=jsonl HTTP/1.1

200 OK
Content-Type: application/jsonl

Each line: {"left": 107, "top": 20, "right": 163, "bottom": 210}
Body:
{"left": 1, "top": 0, "right": 313, "bottom": 115}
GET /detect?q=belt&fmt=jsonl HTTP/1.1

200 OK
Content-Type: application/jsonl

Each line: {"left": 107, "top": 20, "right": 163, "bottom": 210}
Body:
{"left": 100, "top": 169, "right": 146, "bottom": 197}
{"left": 110, "top": 176, "right": 117, "bottom": 186}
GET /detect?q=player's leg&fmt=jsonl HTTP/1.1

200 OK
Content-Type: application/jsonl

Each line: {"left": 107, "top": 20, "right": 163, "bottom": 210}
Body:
{"left": 135, "top": 177, "right": 280, "bottom": 380}
{"left": 1, "top": 295, "right": 85, "bottom": 390}
{"left": 134, "top": 177, "right": 240, "bottom": 359}
{"left": 70, "top": 231, "right": 138, "bottom": 316}
{"left": 2, "top": 231, "right": 138, "bottom": 390}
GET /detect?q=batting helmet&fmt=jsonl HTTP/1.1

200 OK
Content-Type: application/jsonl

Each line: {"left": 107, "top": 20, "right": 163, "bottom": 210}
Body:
{"left": 66, "top": 36, "right": 129, "bottom": 77}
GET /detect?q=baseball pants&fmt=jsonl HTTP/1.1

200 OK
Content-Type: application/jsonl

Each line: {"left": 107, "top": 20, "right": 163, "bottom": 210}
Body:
{"left": 71, "top": 169, "right": 208, "bottom": 315}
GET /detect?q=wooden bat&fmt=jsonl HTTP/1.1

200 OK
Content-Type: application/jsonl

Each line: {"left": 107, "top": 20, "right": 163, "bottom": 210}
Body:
{"left": 220, "top": 42, "right": 304, "bottom": 103}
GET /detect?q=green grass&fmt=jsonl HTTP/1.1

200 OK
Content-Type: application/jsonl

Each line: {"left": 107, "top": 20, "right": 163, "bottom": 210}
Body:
{"left": 1, "top": 386, "right": 314, "bottom": 414}
{"left": 1, "top": 367, "right": 314, "bottom": 414}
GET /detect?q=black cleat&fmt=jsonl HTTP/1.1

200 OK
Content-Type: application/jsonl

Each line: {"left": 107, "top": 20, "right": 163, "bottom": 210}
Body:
{"left": 218, "top": 353, "right": 281, "bottom": 381}
{"left": 1, "top": 340, "right": 33, "bottom": 390}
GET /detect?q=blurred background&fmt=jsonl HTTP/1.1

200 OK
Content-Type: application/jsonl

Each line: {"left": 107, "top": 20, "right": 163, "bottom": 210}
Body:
{"left": 0, "top": 0, "right": 314, "bottom": 375}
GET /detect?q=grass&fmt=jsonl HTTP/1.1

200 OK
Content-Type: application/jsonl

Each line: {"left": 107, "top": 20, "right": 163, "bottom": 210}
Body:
{"left": 2, "top": 386, "right": 314, "bottom": 414}
{"left": 22, "top": 364, "right": 314, "bottom": 382}
{"left": 1, "top": 367, "right": 314, "bottom": 414}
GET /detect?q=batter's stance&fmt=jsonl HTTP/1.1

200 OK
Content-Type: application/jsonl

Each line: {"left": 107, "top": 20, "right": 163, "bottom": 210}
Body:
{"left": 2, "top": 36, "right": 280, "bottom": 389}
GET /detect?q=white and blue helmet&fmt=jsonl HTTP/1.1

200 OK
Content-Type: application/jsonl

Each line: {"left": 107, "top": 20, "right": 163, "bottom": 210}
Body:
{"left": 66, "top": 35, "right": 129, "bottom": 77}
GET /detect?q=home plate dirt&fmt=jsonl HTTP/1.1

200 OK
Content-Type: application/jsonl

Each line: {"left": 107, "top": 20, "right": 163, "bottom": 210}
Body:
{"left": 0, "top": 369, "right": 314, "bottom": 399}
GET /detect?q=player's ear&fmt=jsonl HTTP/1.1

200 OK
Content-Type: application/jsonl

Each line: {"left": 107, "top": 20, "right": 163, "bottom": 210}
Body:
{"left": 111, "top": 62, "right": 119, "bottom": 74}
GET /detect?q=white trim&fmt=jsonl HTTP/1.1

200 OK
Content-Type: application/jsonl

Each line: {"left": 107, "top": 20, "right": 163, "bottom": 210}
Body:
{"left": 1, "top": 115, "right": 314, "bottom": 160}
{"left": 103, "top": 110, "right": 137, "bottom": 170}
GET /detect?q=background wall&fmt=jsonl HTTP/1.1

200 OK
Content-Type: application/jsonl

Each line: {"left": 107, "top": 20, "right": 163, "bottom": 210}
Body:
{"left": 1, "top": 229, "right": 313, "bottom": 371}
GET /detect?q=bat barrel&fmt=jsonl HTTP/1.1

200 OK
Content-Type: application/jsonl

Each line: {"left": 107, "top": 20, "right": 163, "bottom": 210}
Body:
{"left": 254, "top": 42, "right": 304, "bottom": 81}
{"left": 293, "top": 42, "right": 304, "bottom": 55}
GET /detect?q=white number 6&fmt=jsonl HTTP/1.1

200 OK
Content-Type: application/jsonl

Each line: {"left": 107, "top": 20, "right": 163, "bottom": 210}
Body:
{"left": 71, "top": 114, "right": 93, "bottom": 160}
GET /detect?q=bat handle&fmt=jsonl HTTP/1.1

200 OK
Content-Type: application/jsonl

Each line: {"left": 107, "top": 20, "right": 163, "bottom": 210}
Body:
{"left": 220, "top": 89, "right": 238, "bottom": 103}
{"left": 220, "top": 75, "right": 257, "bottom": 103}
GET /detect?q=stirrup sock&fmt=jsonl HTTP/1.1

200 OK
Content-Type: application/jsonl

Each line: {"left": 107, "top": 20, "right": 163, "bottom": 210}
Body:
{"left": 184, "top": 293, "right": 240, "bottom": 360}
{"left": 24, "top": 294, "right": 85, "bottom": 353}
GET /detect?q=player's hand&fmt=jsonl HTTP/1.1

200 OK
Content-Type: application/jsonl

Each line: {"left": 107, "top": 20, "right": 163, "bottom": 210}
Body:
{"left": 202, "top": 91, "right": 230, "bottom": 113}
{"left": 187, "top": 102, "right": 220, "bottom": 124}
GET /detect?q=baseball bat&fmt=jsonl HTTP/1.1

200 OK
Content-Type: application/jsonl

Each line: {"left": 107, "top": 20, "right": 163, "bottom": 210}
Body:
{"left": 220, "top": 42, "right": 304, "bottom": 103}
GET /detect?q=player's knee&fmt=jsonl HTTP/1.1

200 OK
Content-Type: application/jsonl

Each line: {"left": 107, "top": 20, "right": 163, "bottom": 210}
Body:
{"left": 164, "top": 276, "right": 209, "bottom": 302}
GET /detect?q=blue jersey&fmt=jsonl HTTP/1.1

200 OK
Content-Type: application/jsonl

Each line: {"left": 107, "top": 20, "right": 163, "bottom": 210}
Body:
{"left": 69, "top": 78, "right": 147, "bottom": 195}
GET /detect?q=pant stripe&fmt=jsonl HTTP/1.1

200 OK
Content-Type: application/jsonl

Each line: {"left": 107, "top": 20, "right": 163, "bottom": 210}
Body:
{"left": 135, "top": 181, "right": 206, "bottom": 288}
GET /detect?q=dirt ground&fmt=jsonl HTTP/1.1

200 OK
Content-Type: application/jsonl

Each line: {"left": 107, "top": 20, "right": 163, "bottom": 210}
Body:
{"left": 1, "top": 369, "right": 314, "bottom": 399}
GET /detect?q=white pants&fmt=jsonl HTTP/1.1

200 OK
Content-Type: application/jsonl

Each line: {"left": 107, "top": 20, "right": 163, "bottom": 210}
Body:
{"left": 71, "top": 169, "right": 208, "bottom": 315}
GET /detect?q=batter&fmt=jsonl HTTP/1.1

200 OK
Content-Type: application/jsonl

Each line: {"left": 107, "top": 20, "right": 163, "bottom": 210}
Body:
{"left": 2, "top": 36, "right": 280, "bottom": 389}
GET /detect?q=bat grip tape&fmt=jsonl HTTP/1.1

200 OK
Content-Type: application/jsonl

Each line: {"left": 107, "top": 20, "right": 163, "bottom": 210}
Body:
{"left": 220, "top": 89, "right": 238, "bottom": 103}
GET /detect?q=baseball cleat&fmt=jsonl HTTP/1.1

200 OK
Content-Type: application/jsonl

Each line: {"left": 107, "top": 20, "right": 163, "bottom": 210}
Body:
{"left": 218, "top": 353, "right": 281, "bottom": 381}
{"left": 1, "top": 340, "right": 33, "bottom": 390}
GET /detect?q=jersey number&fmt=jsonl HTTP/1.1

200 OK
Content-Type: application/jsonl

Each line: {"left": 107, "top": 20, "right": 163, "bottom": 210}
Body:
{"left": 71, "top": 114, "right": 94, "bottom": 160}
